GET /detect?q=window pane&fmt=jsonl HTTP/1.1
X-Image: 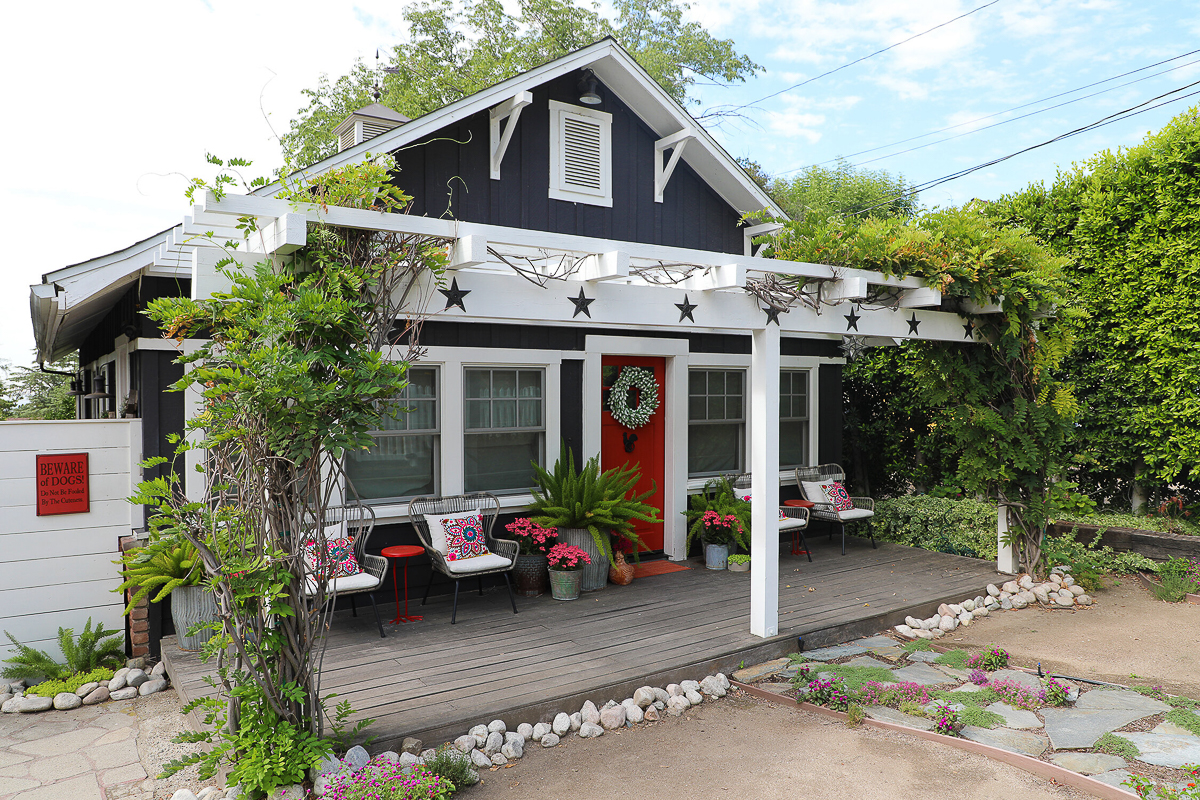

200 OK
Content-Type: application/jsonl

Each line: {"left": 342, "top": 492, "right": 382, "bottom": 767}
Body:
{"left": 493, "top": 398, "right": 518, "bottom": 428}
{"left": 493, "top": 370, "right": 517, "bottom": 398}
{"left": 408, "top": 369, "right": 436, "bottom": 398}
{"left": 689, "top": 370, "right": 705, "bottom": 394}
{"left": 779, "top": 371, "right": 791, "bottom": 395}
{"left": 780, "top": 420, "right": 809, "bottom": 468}
{"left": 688, "top": 423, "right": 741, "bottom": 475}
{"left": 465, "top": 432, "right": 543, "bottom": 492}
{"left": 346, "top": 435, "right": 436, "bottom": 500}
{"left": 465, "top": 399, "right": 490, "bottom": 429}
{"left": 408, "top": 399, "right": 437, "bottom": 430}
{"left": 689, "top": 395, "right": 705, "bottom": 420}
{"left": 519, "top": 399, "right": 541, "bottom": 427}
{"left": 708, "top": 395, "right": 726, "bottom": 420}
{"left": 707, "top": 371, "right": 725, "bottom": 394}
{"left": 727, "top": 395, "right": 743, "bottom": 421}
{"left": 727, "top": 371, "right": 743, "bottom": 394}
{"left": 377, "top": 403, "right": 409, "bottom": 432}
{"left": 465, "top": 370, "right": 491, "bottom": 399}
{"left": 518, "top": 371, "right": 542, "bottom": 397}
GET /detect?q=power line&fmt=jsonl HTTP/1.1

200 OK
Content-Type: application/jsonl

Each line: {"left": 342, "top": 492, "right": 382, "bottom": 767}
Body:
{"left": 798, "top": 47, "right": 1200, "bottom": 169}
{"left": 706, "top": 0, "right": 1002, "bottom": 116}
{"left": 850, "top": 55, "right": 1200, "bottom": 167}
{"left": 846, "top": 78, "right": 1200, "bottom": 217}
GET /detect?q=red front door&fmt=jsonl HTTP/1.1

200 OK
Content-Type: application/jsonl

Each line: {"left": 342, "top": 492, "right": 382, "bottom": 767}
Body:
{"left": 600, "top": 356, "right": 666, "bottom": 552}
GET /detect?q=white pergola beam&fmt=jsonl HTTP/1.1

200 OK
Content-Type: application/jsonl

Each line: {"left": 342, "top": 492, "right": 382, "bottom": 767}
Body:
{"left": 490, "top": 91, "right": 533, "bottom": 180}
{"left": 684, "top": 263, "right": 745, "bottom": 292}
{"left": 744, "top": 222, "right": 784, "bottom": 257}
{"left": 823, "top": 277, "right": 869, "bottom": 303}
{"left": 898, "top": 287, "right": 943, "bottom": 308}
{"left": 450, "top": 235, "right": 488, "bottom": 269}
{"left": 575, "top": 251, "right": 630, "bottom": 282}
{"left": 654, "top": 130, "right": 695, "bottom": 203}
{"left": 962, "top": 297, "right": 1004, "bottom": 314}
{"left": 248, "top": 213, "right": 307, "bottom": 256}
{"left": 750, "top": 324, "right": 781, "bottom": 638}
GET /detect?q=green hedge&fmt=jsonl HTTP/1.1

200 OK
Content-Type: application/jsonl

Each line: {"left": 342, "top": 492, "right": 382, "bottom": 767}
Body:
{"left": 856, "top": 495, "right": 998, "bottom": 560}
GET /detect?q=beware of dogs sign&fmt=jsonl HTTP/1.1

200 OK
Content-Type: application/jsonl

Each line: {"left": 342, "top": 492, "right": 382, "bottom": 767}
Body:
{"left": 35, "top": 452, "right": 90, "bottom": 516}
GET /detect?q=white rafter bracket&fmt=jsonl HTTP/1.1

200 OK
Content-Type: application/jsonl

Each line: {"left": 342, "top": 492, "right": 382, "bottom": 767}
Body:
{"left": 654, "top": 129, "right": 696, "bottom": 203}
{"left": 449, "top": 235, "right": 488, "bottom": 269}
{"left": 191, "top": 247, "right": 248, "bottom": 299}
{"left": 250, "top": 213, "right": 307, "bottom": 256}
{"left": 897, "top": 287, "right": 943, "bottom": 308}
{"left": 823, "top": 276, "right": 869, "bottom": 303}
{"left": 576, "top": 250, "right": 629, "bottom": 282}
{"left": 490, "top": 90, "right": 534, "bottom": 180}
{"left": 684, "top": 263, "right": 745, "bottom": 292}
{"left": 962, "top": 296, "right": 1004, "bottom": 314}
{"left": 743, "top": 222, "right": 784, "bottom": 257}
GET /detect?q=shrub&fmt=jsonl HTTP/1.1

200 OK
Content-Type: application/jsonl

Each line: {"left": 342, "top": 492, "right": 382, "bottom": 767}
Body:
{"left": 421, "top": 746, "right": 475, "bottom": 789}
{"left": 1042, "top": 528, "right": 1159, "bottom": 588}
{"left": 327, "top": 763, "right": 455, "bottom": 800}
{"left": 2, "top": 618, "right": 123, "bottom": 681}
{"left": 1095, "top": 732, "right": 1140, "bottom": 760}
{"left": 1123, "top": 764, "right": 1200, "bottom": 800}
{"left": 25, "top": 667, "right": 114, "bottom": 697}
{"left": 1057, "top": 511, "right": 1200, "bottom": 538}
{"left": 899, "top": 700, "right": 925, "bottom": 717}
{"left": 1042, "top": 677, "right": 1071, "bottom": 707}
{"left": 1154, "top": 558, "right": 1200, "bottom": 602}
{"left": 846, "top": 704, "right": 866, "bottom": 728}
{"left": 864, "top": 495, "right": 998, "bottom": 560}
{"left": 928, "top": 702, "right": 962, "bottom": 736}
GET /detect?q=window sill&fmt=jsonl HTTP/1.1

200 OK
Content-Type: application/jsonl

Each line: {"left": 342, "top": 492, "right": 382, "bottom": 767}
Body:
{"left": 369, "top": 493, "right": 537, "bottom": 525}
{"left": 686, "top": 474, "right": 796, "bottom": 493}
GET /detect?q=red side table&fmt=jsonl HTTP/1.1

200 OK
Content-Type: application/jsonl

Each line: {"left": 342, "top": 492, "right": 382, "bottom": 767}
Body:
{"left": 382, "top": 545, "right": 425, "bottom": 624}
{"left": 783, "top": 499, "right": 815, "bottom": 556}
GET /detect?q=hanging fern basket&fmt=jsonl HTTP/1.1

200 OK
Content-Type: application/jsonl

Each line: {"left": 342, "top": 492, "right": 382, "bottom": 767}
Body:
{"left": 608, "top": 366, "right": 660, "bottom": 429}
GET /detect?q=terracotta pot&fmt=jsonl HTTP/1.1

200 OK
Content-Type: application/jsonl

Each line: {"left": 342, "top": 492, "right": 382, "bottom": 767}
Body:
{"left": 558, "top": 527, "right": 609, "bottom": 591}
{"left": 608, "top": 551, "right": 635, "bottom": 585}
{"left": 513, "top": 553, "right": 549, "bottom": 597}
{"left": 549, "top": 569, "right": 582, "bottom": 600}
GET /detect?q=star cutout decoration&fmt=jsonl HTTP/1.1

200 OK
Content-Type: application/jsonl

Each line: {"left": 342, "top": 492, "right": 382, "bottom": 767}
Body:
{"left": 438, "top": 277, "right": 470, "bottom": 311}
{"left": 844, "top": 307, "right": 861, "bottom": 331}
{"left": 675, "top": 295, "right": 698, "bottom": 323}
{"left": 907, "top": 312, "right": 921, "bottom": 335}
{"left": 569, "top": 287, "right": 595, "bottom": 319}
{"left": 762, "top": 305, "right": 783, "bottom": 326}
{"left": 840, "top": 335, "right": 868, "bottom": 361}
{"left": 963, "top": 320, "right": 975, "bottom": 339}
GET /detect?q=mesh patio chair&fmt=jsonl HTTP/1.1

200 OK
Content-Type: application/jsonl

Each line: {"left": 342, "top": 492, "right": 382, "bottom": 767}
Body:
{"left": 303, "top": 502, "right": 388, "bottom": 638}
{"left": 793, "top": 464, "right": 876, "bottom": 556}
{"left": 729, "top": 474, "right": 812, "bottom": 562}
{"left": 408, "top": 492, "right": 519, "bottom": 624}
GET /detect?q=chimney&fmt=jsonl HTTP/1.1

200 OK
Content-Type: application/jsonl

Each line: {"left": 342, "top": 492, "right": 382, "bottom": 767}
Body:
{"left": 333, "top": 104, "right": 410, "bottom": 152}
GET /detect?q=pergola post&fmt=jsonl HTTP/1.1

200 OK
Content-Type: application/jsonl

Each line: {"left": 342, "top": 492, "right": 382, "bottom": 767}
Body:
{"left": 750, "top": 325, "right": 780, "bottom": 638}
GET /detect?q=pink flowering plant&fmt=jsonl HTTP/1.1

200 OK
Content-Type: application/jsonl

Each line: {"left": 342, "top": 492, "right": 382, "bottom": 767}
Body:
{"left": 327, "top": 762, "right": 455, "bottom": 800}
{"left": 699, "top": 510, "right": 744, "bottom": 547}
{"left": 968, "top": 669, "right": 989, "bottom": 686}
{"left": 546, "top": 543, "right": 592, "bottom": 572}
{"left": 1041, "top": 676, "right": 1071, "bottom": 707}
{"left": 929, "top": 702, "right": 963, "bottom": 736}
{"left": 987, "top": 678, "right": 1045, "bottom": 710}
{"left": 858, "top": 681, "right": 933, "bottom": 707}
{"left": 504, "top": 518, "right": 557, "bottom": 556}
{"left": 966, "top": 645, "right": 1009, "bottom": 671}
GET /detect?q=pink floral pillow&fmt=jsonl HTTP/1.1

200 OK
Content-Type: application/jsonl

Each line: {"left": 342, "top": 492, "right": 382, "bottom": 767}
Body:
{"left": 303, "top": 536, "right": 362, "bottom": 579}
{"left": 440, "top": 513, "right": 491, "bottom": 562}
{"left": 821, "top": 481, "right": 855, "bottom": 512}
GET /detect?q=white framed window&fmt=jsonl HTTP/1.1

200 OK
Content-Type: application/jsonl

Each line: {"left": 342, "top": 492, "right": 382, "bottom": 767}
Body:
{"left": 346, "top": 367, "right": 439, "bottom": 502}
{"left": 688, "top": 368, "right": 745, "bottom": 477}
{"left": 549, "top": 100, "right": 612, "bottom": 207}
{"left": 464, "top": 367, "right": 546, "bottom": 493}
{"left": 779, "top": 369, "right": 811, "bottom": 469}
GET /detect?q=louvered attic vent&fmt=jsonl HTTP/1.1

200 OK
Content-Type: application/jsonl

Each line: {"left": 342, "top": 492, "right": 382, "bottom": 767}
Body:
{"left": 333, "top": 104, "right": 411, "bottom": 153}
{"left": 549, "top": 100, "right": 612, "bottom": 207}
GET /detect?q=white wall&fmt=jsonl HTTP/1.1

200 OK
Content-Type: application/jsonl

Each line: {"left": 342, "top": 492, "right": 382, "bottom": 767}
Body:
{"left": 0, "top": 420, "right": 141, "bottom": 662}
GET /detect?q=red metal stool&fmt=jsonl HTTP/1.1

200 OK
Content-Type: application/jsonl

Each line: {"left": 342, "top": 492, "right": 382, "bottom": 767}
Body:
{"left": 382, "top": 545, "right": 425, "bottom": 623}
{"left": 784, "top": 499, "right": 815, "bottom": 556}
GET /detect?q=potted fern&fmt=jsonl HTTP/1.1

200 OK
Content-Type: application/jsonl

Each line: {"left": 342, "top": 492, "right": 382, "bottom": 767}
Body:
{"left": 117, "top": 537, "right": 216, "bottom": 652}
{"left": 684, "top": 477, "right": 752, "bottom": 568}
{"left": 529, "top": 446, "right": 660, "bottom": 591}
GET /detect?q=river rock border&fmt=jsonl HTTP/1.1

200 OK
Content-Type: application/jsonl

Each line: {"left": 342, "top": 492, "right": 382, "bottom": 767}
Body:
{"left": 0, "top": 657, "right": 169, "bottom": 714}
{"left": 894, "top": 567, "right": 1092, "bottom": 640}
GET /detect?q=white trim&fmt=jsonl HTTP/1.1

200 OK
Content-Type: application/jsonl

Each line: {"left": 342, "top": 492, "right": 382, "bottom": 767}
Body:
{"left": 744, "top": 222, "right": 784, "bottom": 258}
{"left": 654, "top": 130, "right": 695, "bottom": 203}
{"left": 548, "top": 100, "right": 613, "bottom": 207}
{"left": 749, "top": 326, "right": 781, "bottom": 638}
{"left": 490, "top": 91, "right": 533, "bottom": 180}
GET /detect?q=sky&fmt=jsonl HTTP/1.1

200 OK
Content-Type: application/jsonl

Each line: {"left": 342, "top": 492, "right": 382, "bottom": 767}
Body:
{"left": 3, "top": 0, "right": 1199, "bottom": 369}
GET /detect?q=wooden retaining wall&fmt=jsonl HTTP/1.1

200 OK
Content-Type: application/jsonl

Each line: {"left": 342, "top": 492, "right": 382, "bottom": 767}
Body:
{"left": 1047, "top": 521, "right": 1200, "bottom": 562}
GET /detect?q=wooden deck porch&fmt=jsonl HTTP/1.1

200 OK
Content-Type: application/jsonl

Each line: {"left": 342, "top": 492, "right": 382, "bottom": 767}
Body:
{"left": 162, "top": 536, "right": 1001, "bottom": 749}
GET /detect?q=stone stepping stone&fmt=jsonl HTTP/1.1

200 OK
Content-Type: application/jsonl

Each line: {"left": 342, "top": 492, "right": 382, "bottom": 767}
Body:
{"left": 891, "top": 663, "right": 954, "bottom": 686}
{"left": 906, "top": 651, "right": 940, "bottom": 663}
{"left": 865, "top": 705, "right": 934, "bottom": 731}
{"left": 933, "top": 665, "right": 969, "bottom": 681}
{"left": 951, "top": 683, "right": 985, "bottom": 693}
{"left": 1090, "top": 769, "right": 1134, "bottom": 789}
{"left": 1121, "top": 732, "right": 1200, "bottom": 768}
{"left": 851, "top": 635, "right": 898, "bottom": 649}
{"left": 985, "top": 702, "right": 1043, "bottom": 730}
{"left": 1154, "top": 721, "right": 1198, "bottom": 737}
{"left": 1041, "top": 708, "right": 1152, "bottom": 750}
{"left": 732, "top": 658, "right": 791, "bottom": 683}
{"left": 988, "top": 669, "right": 1043, "bottom": 691}
{"left": 844, "top": 655, "right": 896, "bottom": 670}
{"left": 961, "top": 725, "right": 1049, "bottom": 756}
{"left": 1049, "top": 752, "right": 1127, "bottom": 774}
{"left": 777, "top": 665, "right": 802, "bottom": 679}
{"left": 801, "top": 644, "right": 868, "bottom": 661}
{"left": 755, "top": 682, "right": 794, "bottom": 694}
{"left": 867, "top": 646, "right": 907, "bottom": 662}
{"left": 1076, "top": 688, "right": 1171, "bottom": 714}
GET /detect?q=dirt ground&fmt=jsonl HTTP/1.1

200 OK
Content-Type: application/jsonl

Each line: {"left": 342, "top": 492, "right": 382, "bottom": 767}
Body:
{"left": 468, "top": 694, "right": 1088, "bottom": 800}
{"left": 943, "top": 576, "right": 1200, "bottom": 698}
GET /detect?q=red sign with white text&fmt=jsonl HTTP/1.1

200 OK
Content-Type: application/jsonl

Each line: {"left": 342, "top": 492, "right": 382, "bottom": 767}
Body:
{"left": 36, "top": 453, "right": 90, "bottom": 516}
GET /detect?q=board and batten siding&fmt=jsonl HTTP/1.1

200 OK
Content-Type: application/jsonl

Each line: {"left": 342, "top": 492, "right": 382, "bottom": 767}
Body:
{"left": 0, "top": 420, "right": 142, "bottom": 662}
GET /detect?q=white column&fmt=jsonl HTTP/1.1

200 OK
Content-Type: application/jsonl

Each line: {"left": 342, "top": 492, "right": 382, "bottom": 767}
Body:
{"left": 750, "top": 325, "right": 780, "bottom": 638}
{"left": 996, "top": 505, "right": 1019, "bottom": 574}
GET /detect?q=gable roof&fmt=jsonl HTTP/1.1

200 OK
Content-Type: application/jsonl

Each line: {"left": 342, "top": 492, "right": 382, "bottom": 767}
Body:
{"left": 258, "top": 38, "right": 786, "bottom": 219}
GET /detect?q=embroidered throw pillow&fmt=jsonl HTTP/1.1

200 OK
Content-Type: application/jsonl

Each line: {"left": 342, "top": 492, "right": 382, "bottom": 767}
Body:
{"left": 424, "top": 510, "right": 481, "bottom": 555}
{"left": 440, "top": 513, "right": 491, "bottom": 562}
{"left": 303, "top": 535, "right": 362, "bottom": 579}
{"left": 821, "top": 481, "right": 855, "bottom": 512}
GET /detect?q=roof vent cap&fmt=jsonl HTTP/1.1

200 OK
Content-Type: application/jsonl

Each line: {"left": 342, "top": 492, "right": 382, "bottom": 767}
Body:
{"left": 333, "top": 103, "right": 410, "bottom": 152}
